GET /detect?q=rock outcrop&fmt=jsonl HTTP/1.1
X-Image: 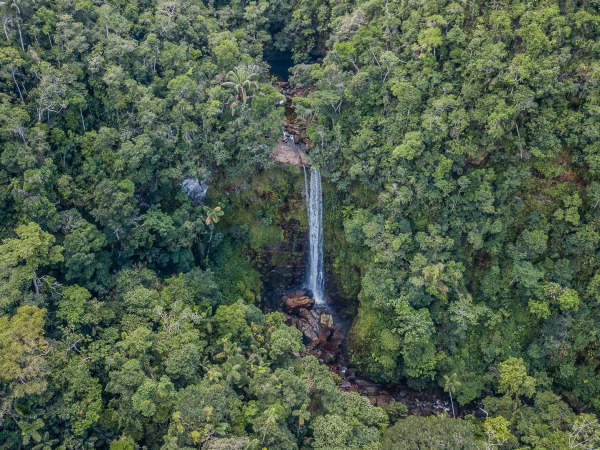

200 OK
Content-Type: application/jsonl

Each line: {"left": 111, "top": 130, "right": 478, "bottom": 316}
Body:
{"left": 280, "top": 291, "right": 478, "bottom": 416}
{"left": 282, "top": 290, "right": 343, "bottom": 366}
{"left": 283, "top": 290, "right": 315, "bottom": 313}
{"left": 271, "top": 80, "right": 312, "bottom": 166}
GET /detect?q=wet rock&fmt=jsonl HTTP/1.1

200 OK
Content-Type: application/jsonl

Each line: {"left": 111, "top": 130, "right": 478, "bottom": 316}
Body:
{"left": 320, "top": 340, "right": 339, "bottom": 353}
{"left": 320, "top": 314, "right": 334, "bottom": 328}
{"left": 319, "top": 327, "right": 333, "bottom": 344}
{"left": 328, "top": 336, "right": 342, "bottom": 350}
{"left": 284, "top": 289, "right": 308, "bottom": 299}
{"left": 314, "top": 306, "right": 327, "bottom": 315}
{"left": 345, "top": 368, "right": 357, "bottom": 380}
{"left": 297, "top": 320, "right": 319, "bottom": 341}
{"left": 298, "top": 308, "right": 319, "bottom": 331}
{"left": 340, "top": 380, "right": 352, "bottom": 389}
{"left": 354, "top": 379, "right": 372, "bottom": 388}
{"left": 306, "top": 340, "right": 319, "bottom": 350}
{"left": 319, "top": 350, "right": 338, "bottom": 364}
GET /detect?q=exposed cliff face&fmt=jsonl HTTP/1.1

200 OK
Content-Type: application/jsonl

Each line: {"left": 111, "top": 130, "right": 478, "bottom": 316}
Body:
{"left": 260, "top": 80, "right": 313, "bottom": 307}
{"left": 259, "top": 215, "right": 307, "bottom": 311}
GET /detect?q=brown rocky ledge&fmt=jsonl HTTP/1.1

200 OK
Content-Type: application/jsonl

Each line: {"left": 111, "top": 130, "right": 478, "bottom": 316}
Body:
{"left": 282, "top": 289, "right": 343, "bottom": 365}
{"left": 271, "top": 79, "right": 311, "bottom": 167}
{"left": 271, "top": 140, "right": 310, "bottom": 167}
{"left": 283, "top": 289, "right": 315, "bottom": 313}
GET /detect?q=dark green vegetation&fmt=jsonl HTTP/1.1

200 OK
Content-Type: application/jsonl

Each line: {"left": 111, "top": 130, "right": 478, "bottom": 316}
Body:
{"left": 1, "top": 0, "right": 600, "bottom": 448}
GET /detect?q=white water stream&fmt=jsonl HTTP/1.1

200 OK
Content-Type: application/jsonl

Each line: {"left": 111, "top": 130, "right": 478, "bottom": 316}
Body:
{"left": 305, "top": 167, "right": 325, "bottom": 304}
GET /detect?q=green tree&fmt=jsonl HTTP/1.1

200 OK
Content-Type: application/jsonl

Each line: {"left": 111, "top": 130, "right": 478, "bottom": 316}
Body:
{"left": 0, "top": 222, "right": 63, "bottom": 308}
{"left": 221, "top": 67, "right": 259, "bottom": 107}
{"left": 382, "top": 415, "right": 480, "bottom": 450}
{"left": 483, "top": 416, "right": 516, "bottom": 450}
{"left": 0, "top": 306, "right": 48, "bottom": 402}
{"left": 203, "top": 205, "right": 224, "bottom": 259}
{"left": 498, "top": 357, "right": 536, "bottom": 413}
{"left": 443, "top": 373, "right": 461, "bottom": 418}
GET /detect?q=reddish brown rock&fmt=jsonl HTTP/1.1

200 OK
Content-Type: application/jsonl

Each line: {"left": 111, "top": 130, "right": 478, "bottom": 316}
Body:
{"left": 320, "top": 340, "right": 340, "bottom": 353}
{"left": 319, "top": 327, "right": 332, "bottom": 344}
{"left": 283, "top": 290, "right": 315, "bottom": 313}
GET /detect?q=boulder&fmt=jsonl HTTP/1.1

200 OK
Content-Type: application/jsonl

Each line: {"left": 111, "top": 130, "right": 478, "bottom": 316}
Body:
{"left": 320, "top": 314, "right": 334, "bottom": 328}
{"left": 321, "top": 350, "right": 338, "bottom": 364}
{"left": 365, "top": 386, "right": 379, "bottom": 396}
{"left": 299, "top": 308, "right": 319, "bottom": 330}
{"left": 320, "top": 340, "right": 339, "bottom": 353}
{"left": 295, "top": 318, "right": 319, "bottom": 341}
{"left": 283, "top": 290, "right": 315, "bottom": 313}
{"left": 306, "top": 340, "right": 319, "bottom": 350}
{"left": 314, "top": 349, "right": 337, "bottom": 364}
{"left": 180, "top": 178, "right": 208, "bottom": 204}
{"left": 318, "top": 326, "right": 332, "bottom": 344}
{"left": 318, "top": 314, "right": 334, "bottom": 342}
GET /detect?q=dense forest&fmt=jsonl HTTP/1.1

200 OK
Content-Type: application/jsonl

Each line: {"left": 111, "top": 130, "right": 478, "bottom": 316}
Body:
{"left": 1, "top": 0, "right": 600, "bottom": 448}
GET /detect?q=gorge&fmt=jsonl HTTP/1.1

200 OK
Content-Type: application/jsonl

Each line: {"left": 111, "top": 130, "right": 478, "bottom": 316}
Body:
{"left": 270, "top": 89, "right": 471, "bottom": 419}
{"left": 2, "top": 0, "right": 600, "bottom": 447}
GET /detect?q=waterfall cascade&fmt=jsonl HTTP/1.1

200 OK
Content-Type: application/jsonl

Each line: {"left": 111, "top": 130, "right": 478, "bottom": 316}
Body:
{"left": 305, "top": 167, "right": 326, "bottom": 304}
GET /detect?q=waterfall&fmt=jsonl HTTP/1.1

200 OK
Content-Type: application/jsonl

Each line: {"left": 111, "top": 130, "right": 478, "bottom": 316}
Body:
{"left": 305, "top": 167, "right": 326, "bottom": 304}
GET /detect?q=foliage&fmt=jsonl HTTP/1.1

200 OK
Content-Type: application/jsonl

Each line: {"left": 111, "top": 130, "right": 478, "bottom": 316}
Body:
{"left": 381, "top": 415, "right": 481, "bottom": 449}
{"left": 1, "top": 0, "right": 600, "bottom": 447}
{"left": 296, "top": 0, "right": 600, "bottom": 420}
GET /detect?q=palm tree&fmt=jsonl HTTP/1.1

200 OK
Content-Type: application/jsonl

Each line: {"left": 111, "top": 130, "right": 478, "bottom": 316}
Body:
{"left": 203, "top": 205, "right": 224, "bottom": 260}
{"left": 444, "top": 372, "right": 461, "bottom": 418}
{"left": 247, "top": 344, "right": 268, "bottom": 376}
{"left": 292, "top": 404, "right": 310, "bottom": 436}
{"left": 160, "top": 436, "right": 179, "bottom": 450}
{"left": 213, "top": 335, "right": 242, "bottom": 362}
{"left": 221, "top": 67, "right": 259, "bottom": 106}
{"left": 196, "top": 307, "right": 214, "bottom": 334}
{"left": 222, "top": 355, "right": 244, "bottom": 386}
